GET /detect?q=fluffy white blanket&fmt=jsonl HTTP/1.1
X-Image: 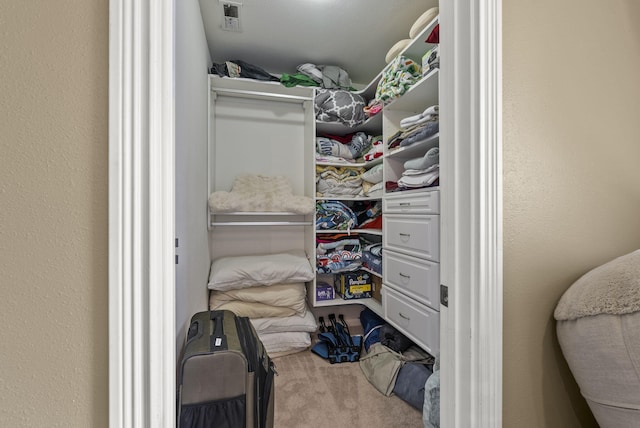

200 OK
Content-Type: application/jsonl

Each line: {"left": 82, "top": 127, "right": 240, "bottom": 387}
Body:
{"left": 555, "top": 249, "right": 640, "bottom": 321}
{"left": 209, "top": 174, "right": 314, "bottom": 214}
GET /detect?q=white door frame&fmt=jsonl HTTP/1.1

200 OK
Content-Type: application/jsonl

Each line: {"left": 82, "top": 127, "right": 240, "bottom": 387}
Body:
{"left": 108, "top": 0, "right": 502, "bottom": 426}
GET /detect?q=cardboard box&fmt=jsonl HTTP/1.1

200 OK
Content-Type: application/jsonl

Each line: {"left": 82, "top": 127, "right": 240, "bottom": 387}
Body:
{"left": 334, "top": 271, "right": 372, "bottom": 300}
{"left": 371, "top": 275, "right": 382, "bottom": 303}
{"left": 316, "top": 282, "right": 335, "bottom": 301}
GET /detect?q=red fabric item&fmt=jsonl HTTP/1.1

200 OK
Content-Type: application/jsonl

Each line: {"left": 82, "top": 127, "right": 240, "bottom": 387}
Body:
{"left": 321, "top": 133, "right": 353, "bottom": 144}
{"left": 360, "top": 215, "right": 382, "bottom": 230}
{"left": 426, "top": 24, "right": 439, "bottom": 44}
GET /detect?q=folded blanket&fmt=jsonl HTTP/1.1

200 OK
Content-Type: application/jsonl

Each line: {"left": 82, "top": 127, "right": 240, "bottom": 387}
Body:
{"left": 400, "top": 105, "right": 439, "bottom": 128}
{"left": 316, "top": 132, "right": 370, "bottom": 160}
{"left": 316, "top": 200, "right": 359, "bottom": 230}
{"left": 209, "top": 174, "right": 314, "bottom": 214}
{"left": 316, "top": 165, "right": 365, "bottom": 197}
{"left": 316, "top": 236, "right": 362, "bottom": 273}
{"left": 404, "top": 147, "right": 439, "bottom": 170}
{"left": 398, "top": 122, "right": 439, "bottom": 148}
{"left": 375, "top": 56, "right": 422, "bottom": 105}
{"left": 398, "top": 165, "right": 440, "bottom": 189}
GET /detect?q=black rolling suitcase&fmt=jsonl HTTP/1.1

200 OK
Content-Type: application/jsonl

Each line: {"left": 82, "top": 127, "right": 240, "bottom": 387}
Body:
{"left": 178, "top": 310, "right": 275, "bottom": 428}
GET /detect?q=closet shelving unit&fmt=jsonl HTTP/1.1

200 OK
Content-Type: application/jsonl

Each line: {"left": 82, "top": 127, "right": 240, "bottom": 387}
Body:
{"left": 308, "top": 14, "right": 441, "bottom": 337}
{"left": 378, "top": 14, "right": 441, "bottom": 355}
{"left": 206, "top": 76, "right": 316, "bottom": 266}
{"left": 312, "top": 76, "right": 384, "bottom": 313}
{"left": 203, "top": 12, "right": 441, "bottom": 354}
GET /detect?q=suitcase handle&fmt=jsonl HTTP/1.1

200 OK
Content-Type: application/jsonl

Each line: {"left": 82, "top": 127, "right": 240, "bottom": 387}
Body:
{"left": 185, "top": 319, "right": 203, "bottom": 346}
{"left": 209, "top": 310, "right": 228, "bottom": 351}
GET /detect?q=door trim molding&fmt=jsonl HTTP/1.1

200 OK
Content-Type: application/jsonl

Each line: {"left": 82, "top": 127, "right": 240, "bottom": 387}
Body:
{"left": 108, "top": 0, "right": 501, "bottom": 426}
{"left": 108, "top": 0, "right": 175, "bottom": 426}
{"left": 440, "top": 0, "right": 503, "bottom": 426}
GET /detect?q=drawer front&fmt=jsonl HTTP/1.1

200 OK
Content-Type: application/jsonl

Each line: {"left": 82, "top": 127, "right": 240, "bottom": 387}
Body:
{"left": 383, "top": 191, "right": 440, "bottom": 214}
{"left": 383, "top": 250, "right": 440, "bottom": 310}
{"left": 383, "top": 287, "right": 440, "bottom": 355}
{"left": 383, "top": 214, "right": 440, "bottom": 261}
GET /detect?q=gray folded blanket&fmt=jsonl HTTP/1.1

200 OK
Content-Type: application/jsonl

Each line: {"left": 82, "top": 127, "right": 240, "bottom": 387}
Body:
{"left": 554, "top": 249, "right": 640, "bottom": 321}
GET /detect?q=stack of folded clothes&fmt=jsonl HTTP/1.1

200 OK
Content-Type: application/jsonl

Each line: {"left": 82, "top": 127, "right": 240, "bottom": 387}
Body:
{"left": 316, "top": 165, "right": 365, "bottom": 197}
{"left": 362, "top": 135, "right": 384, "bottom": 162}
{"left": 315, "top": 132, "right": 371, "bottom": 162}
{"left": 387, "top": 105, "right": 439, "bottom": 152}
{"left": 387, "top": 147, "right": 440, "bottom": 192}
{"left": 397, "top": 147, "right": 439, "bottom": 190}
{"left": 316, "top": 233, "right": 362, "bottom": 274}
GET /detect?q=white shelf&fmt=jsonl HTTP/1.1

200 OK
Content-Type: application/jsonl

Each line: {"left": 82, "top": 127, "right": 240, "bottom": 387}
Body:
{"left": 316, "top": 112, "right": 382, "bottom": 136}
{"left": 210, "top": 221, "right": 311, "bottom": 227}
{"left": 211, "top": 211, "right": 307, "bottom": 216}
{"left": 385, "top": 186, "right": 440, "bottom": 197}
{"left": 380, "top": 15, "right": 439, "bottom": 74}
{"left": 385, "top": 69, "right": 439, "bottom": 113}
{"left": 315, "top": 156, "right": 382, "bottom": 169}
{"left": 315, "top": 196, "right": 382, "bottom": 201}
{"left": 314, "top": 297, "right": 383, "bottom": 317}
{"left": 209, "top": 211, "right": 312, "bottom": 227}
{"left": 385, "top": 133, "right": 440, "bottom": 160}
{"left": 360, "top": 266, "right": 383, "bottom": 279}
{"left": 315, "top": 229, "right": 383, "bottom": 236}
{"left": 402, "top": 16, "right": 439, "bottom": 63}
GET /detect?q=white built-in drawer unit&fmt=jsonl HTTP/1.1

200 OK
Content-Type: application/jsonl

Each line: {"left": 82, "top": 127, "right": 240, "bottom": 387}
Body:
{"left": 383, "top": 250, "right": 440, "bottom": 310}
{"left": 383, "top": 190, "right": 440, "bottom": 215}
{"left": 383, "top": 287, "right": 440, "bottom": 355}
{"left": 383, "top": 214, "right": 440, "bottom": 261}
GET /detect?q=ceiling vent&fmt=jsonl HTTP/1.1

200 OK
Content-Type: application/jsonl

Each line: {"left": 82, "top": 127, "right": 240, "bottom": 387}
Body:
{"left": 221, "top": 1, "right": 242, "bottom": 32}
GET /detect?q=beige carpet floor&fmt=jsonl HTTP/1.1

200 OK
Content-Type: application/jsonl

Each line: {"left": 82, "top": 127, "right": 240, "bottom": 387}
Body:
{"left": 273, "top": 349, "right": 423, "bottom": 428}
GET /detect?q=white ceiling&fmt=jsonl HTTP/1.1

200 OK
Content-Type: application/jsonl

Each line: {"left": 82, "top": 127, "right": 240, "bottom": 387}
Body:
{"left": 198, "top": 0, "right": 438, "bottom": 87}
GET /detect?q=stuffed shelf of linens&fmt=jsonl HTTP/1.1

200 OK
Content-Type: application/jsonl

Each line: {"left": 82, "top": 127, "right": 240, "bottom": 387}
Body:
{"left": 312, "top": 100, "right": 385, "bottom": 316}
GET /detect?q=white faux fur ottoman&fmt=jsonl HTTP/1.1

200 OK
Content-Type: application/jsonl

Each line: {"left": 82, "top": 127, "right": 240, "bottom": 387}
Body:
{"left": 555, "top": 250, "right": 640, "bottom": 428}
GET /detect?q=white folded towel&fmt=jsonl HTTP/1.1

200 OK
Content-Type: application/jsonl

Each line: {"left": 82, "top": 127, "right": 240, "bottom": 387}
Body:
{"left": 400, "top": 105, "right": 439, "bottom": 128}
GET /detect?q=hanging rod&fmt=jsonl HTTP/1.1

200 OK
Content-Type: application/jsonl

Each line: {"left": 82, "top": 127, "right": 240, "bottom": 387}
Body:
{"left": 209, "top": 221, "right": 312, "bottom": 227}
{"left": 211, "top": 87, "right": 313, "bottom": 103}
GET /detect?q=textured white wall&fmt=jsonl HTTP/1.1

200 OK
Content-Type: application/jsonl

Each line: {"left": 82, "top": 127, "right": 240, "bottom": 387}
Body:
{"left": 175, "top": 0, "right": 212, "bottom": 359}
{"left": 0, "top": 0, "right": 109, "bottom": 426}
{"left": 503, "top": 0, "right": 640, "bottom": 426}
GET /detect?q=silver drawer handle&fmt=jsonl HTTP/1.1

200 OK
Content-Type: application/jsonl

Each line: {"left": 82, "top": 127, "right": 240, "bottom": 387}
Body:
{"left": 399, "top": 272, "right": 411, "bottom": 279}
{"left": 398, "top": 312, "right": 411, "bottom": 321}
{"left": 399, "top": 202, "right": 411, "bottom": 206}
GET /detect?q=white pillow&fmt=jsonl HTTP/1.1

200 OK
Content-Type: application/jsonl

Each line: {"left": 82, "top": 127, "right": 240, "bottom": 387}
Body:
{"left": 208, "top": 250, "right": 314, "bottom": 291}
{"left": 366, "top": 182, "right": 384, "bottom": 197}
{"left": 409, "top": 7, "right": 439, "bottom": 39}
{"left": 362, "top": 164, "right": 383, "bottom": 184}
{"left": 250, "top": 310, "right": 318, "bottom": 334}
{"left": 209, "top": 283, "right": 307, "bottom": 316}
{"left": 385, "top": 39, "right": 412, "bottom": 64}
{"left": 257, "top": 331, "right": 311, "bottom": 354}
{"left": 208, "top": 300, "right": 297, "bottom": 318}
